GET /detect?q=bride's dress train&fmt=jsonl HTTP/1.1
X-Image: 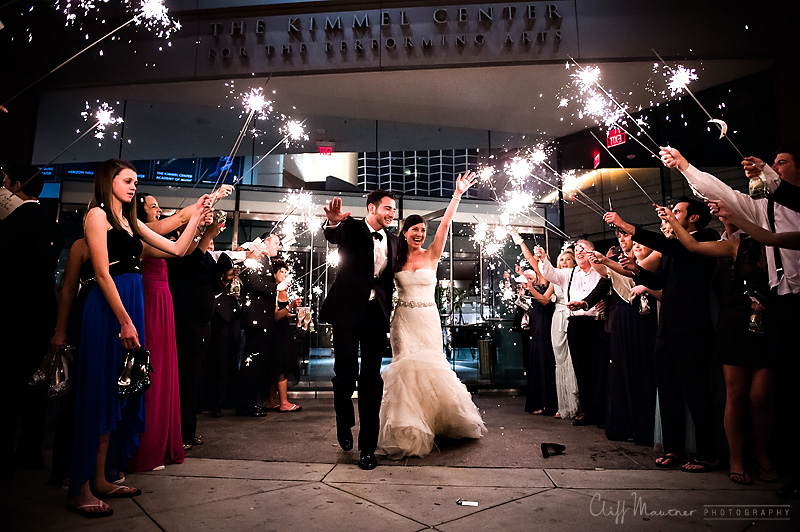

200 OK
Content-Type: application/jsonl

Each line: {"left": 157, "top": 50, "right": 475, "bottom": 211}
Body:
{"left": 377, "top": 269, "right": 486, "bottom": 459}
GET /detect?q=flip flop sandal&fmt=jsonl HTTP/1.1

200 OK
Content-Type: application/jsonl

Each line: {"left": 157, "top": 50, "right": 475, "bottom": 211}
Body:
{"left": 681, "top": 459, "right": 718, "bottom": 473}
{"left": 99, "top": 485, "right": 142, "bottom": 498}
{"left": 728, "top": 472, "right": 754, "bottom": 486}
{"left": 279, "top": 404, "right": 302, "bottom": 412}
{"left": 756, "top": 465, "right": 778, "bottom": 482}
{"left": 66, "top": 503, "right": 114, "bottom": 518}
{"left": 655, "top": 454, "right": 680, "bottom": 468}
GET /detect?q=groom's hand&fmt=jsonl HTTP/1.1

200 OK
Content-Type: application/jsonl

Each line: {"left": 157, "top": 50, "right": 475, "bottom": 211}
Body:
{"left": 323, "top": 197, "right": 351, "bottom": 225}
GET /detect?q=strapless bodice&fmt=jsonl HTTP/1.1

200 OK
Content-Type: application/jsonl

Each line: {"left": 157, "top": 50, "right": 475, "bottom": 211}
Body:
{"left": 395, "top": 269, "right": 436, "bottom": 305}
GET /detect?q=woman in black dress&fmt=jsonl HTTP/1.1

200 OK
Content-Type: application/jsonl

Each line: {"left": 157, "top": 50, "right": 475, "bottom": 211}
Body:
{"left": 658, "top": 206, "right": 773, "bottom": 486}
{"left": 523, "top": 262, "right": 557, "bottom": 415}
{"left": 264, "top": 260, "right": 303, "bottom": 412}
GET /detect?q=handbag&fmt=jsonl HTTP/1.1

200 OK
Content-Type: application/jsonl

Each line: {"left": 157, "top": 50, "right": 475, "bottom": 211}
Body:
{"left": 116, "top": 346, "right": 153, "bottom": 397}
{"left": 29, "top": 345, "right": 73, "bottom": 398}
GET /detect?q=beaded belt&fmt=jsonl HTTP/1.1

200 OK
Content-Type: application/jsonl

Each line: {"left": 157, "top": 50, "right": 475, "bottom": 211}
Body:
{"left": 396, "top": 300, "right": 436, "bottom": 308}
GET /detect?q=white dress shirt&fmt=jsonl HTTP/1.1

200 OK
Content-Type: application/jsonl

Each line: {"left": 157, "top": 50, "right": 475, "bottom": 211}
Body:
{"left": 365, "top": 219, "right": 388, "bottom": 300}
{"left": 682, "top": 164, "right": 800, "bottom": 295}
{"left": 538, "top": 259, "right": 602, "bottom": 317}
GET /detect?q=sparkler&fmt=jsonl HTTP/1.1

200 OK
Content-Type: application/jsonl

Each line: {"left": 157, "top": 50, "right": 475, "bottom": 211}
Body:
{"left": 238, "top": 118, "right": 309, "bottom": 183}
{"left": 566, "top": 56, "right": 662, "bottom": 153}
{"left": 652, "top": 50, "right": 746, "bottom": 159}
{"left": 19, "top": 101, "right": 122, "bottom": 190}
{"left": 589, "top": 131, "right": 658, "bottom": 205}
{"left": 2, "top": 1, "right": 181, "bottom": 108}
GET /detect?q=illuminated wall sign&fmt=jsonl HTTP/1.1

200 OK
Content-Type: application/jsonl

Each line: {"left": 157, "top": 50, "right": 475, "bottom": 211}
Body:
{"left": 200, "top": 2, "right": 577, "bottom": 75}
{"left": 319, "top": 146, "right": 333, "bottom": 155}
{"left": 606, "top": 127, "right": 626, "bottom": 148}
{"left": 593, "top": 151, "right": 600, "bottom": 169}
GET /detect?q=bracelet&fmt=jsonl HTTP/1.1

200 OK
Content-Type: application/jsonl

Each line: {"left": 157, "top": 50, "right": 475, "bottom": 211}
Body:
{"left": 452, "top": 195, "right": 461, "bottom": 200}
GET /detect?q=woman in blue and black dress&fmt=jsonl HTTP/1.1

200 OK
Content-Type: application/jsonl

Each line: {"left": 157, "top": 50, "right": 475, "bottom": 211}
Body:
{"left": 68, "top": 160, "right": 210, "bottom": 518}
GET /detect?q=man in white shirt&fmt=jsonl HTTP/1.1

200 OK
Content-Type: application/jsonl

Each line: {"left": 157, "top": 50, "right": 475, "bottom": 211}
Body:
{"left": 535, "top": 240, "right": 610, "bottom": 427}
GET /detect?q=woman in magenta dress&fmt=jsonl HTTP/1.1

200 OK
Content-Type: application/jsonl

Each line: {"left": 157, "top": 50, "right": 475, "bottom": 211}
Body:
{"left": 127, "top": 188, "right": 230, "bottom": 471}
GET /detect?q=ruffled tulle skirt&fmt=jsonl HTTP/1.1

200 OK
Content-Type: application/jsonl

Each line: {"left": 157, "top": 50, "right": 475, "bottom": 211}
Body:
{"left": 378, "top": 305, "right": 486, "bottom": 459}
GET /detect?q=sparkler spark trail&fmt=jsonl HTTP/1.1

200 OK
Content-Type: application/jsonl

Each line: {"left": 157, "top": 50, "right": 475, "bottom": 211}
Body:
{"left": 566, "top": 56, "right": 661, "bottom": 152}
{"left": 3, "top": 1, "right": 181, "bottom": 107}
{"left": 239, "top": 118, "right": 309, "bottom": 181}
{"left": 652, "top": 49, "right": 746, "bottom": 159}
{"left": 589, "top": 130, "right": 658, "bottom": 205}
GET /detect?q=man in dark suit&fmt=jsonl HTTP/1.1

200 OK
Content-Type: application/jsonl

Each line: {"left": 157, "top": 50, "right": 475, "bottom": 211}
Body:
{"left": 606, "top": 198, "right": 719, "bottom": 472}
{"left": 320, "top": 190, "right": 398, "bottom": 470}
{"left": 0, "top": 164, "right": 63, "bottom": 475}
{"left": 236, "top": 233, "right": 281, "bottom": 417}
{"left": 205, "top": 262, "right": 243, "bottom": 417}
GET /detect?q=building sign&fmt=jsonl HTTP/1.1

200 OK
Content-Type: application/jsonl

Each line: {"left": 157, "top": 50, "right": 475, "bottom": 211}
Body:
{"left": 199, "top": 2, "right": 577, "bottom": 75}
{"left": 319, "top": 146, "right": 333, "bottom": 155}
{"left": 593, "top": 151, "right": 600, "bottom": 169}
{"left": 606, "top": 127, "right": 626, "bottom": 148}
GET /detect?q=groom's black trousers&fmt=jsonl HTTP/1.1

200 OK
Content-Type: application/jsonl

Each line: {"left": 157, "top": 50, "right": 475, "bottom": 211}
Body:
{"left": 331, "top": 299, "right": 389, "bottom": 454}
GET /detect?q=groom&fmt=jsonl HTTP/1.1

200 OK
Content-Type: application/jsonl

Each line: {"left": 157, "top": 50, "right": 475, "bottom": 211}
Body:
{"left": 320, "top": 190, "right": 398, "bottom": 470}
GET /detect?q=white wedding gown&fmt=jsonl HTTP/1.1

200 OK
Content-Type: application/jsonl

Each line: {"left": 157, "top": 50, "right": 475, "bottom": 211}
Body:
{"left": 377, "top": 269, "right": 486, "bottom": 459}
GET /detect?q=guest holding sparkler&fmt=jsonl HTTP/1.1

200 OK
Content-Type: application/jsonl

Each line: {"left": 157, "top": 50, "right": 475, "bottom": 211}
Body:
{"left": 263, "top": 259, "right": 303, "bottom": 413}
{"left": 586, "top": 236, "right": 658, "bottom": 446}
{"left": 531, "top": 240, "right": 610, "bottom": 428}
{"left": 127, "top": 188, "right": 230, "bottom": 472}
{"left": 660, "top": 146, "right": 800, "bottom": 497}
{"left": 168, "top": 216, "right": 232, "bottom": 451}
{"left": 657, "top": 204, "right": 773, "bottom": 485}
{"left": 69, "top": 160, "right": 210, "bottom": 518}
{"left": 0, "top": 165, "right": 63, "bottom": 477}
{"left": 509, "top": 232, "right": 558, "bottom": 416}
{"left": 237, "top": 233, "right": 282, "bottom": 417}
{"left": 604, "top": 199, "right": 719, "bottom": 473}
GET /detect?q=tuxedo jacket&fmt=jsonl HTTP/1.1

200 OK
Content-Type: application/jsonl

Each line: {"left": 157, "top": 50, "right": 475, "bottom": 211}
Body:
{"left": 319, "top": 216, "right": 399, "bottom": 329}
{"left": 240, "top": 254, "right": 277, "bottom": 330}
{"left": 168, "top": 248, "right": 229, "bottom": 326}
{"left": 632, "top": 226, "right": 717, "bottom": 334}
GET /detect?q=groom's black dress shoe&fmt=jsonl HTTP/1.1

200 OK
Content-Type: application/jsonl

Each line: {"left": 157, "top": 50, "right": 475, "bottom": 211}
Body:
{"left": 236, "top": 405, "right": 267, "bottom": 417}
{"left": 359, "top": 452, "right": 377, "bottom": 470}
{"left": 337, "top": 427, "right": 353, "bottom": 451}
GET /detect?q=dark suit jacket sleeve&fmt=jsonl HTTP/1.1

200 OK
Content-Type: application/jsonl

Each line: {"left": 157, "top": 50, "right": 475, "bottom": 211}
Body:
{"left": 772, "top": 180, "right": 800, "bottom": 213}
{"left": 632, "top": 267, "right": 664, "bottom": 290}
{"left": 581, "top": 277, "right": 612, "bottom": 308}
{"left": 240, "top": 258, "right": 276, "bottom": 296}
{"left": 323, "top": 218, "right": 349, "bottom": 245}
{"left": 632, "top": 226, "right": 696, "bottom": 258}
{"left": 213, "top": 253, "right": 234, "bottom": 295}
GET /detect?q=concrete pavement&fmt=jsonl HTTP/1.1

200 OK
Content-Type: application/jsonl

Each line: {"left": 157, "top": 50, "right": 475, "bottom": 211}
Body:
{"left": 1, "top": 394, "right": 795, "bottom": 531}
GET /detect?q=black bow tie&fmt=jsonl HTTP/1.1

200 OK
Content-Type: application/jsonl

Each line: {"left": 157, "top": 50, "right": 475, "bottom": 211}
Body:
{"left": 372, "top": 232, "right": 383, "bottom": 241}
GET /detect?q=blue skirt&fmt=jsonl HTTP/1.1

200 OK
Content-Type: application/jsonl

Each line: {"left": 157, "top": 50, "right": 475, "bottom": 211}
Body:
{"left": 69, "top": 273, "right": 146, "bottom": 495}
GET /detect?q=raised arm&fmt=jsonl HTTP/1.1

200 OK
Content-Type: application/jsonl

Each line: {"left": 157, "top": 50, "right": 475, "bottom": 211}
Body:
{"left": 655, "top": 205, "right": 737, "bottom": 259}
{"left": 428, "top": 171, "right": 477, "bottom": 261}
{"left": 138, "top": 195, "right": 211, "bottom": 258}
{"left": 84, "top": 208, "right": 139, "bottom": 348}
{"left": 660, "top": 146, "right": 764, "bottom": 224}
{"left": 711, "top": 200, "right": 800, "bottom": 250}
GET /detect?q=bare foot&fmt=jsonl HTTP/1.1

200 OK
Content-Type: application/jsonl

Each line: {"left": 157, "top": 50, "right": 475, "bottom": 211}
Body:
{"left": 68, "top": 494, "right": 111, "bottom": 517}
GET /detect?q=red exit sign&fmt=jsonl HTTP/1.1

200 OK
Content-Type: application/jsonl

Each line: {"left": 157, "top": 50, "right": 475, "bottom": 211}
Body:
{"left": 606, "top": 128, "right": 626, "bottom": 148}
{"left": 318, "top": 146, "right": 333, "bottom": 155}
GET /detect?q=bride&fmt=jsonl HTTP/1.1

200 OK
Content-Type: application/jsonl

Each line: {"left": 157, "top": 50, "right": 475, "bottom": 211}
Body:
{"left": 377, "top": 171, "right": 487, "bottom": 459}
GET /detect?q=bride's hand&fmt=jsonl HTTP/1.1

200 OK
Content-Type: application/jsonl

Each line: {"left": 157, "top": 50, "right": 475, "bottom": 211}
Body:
{"left": 453, "top": 171, "right": 477, "bottom": 198}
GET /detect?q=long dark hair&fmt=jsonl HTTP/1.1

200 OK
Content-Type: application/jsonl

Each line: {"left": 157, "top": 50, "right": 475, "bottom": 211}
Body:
{"left": 89, "top": 159, "right": 141, "bottom": 236}
{"left": 135, "top": 192, "right": 154, "bottom": 223}
{"left": 394, "top": 214, "right": 425, "bottom": 272}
